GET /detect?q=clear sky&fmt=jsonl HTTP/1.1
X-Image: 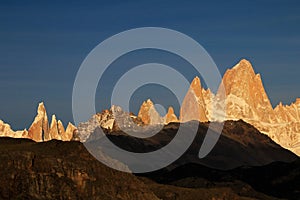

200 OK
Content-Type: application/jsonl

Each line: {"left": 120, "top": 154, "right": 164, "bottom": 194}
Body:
{"left": 0, "top": 0, "right": 300, "bottom": 129}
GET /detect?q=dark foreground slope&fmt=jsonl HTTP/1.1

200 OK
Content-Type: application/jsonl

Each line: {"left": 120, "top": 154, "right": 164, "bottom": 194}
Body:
{"left": 91, "top": 120, "right": 298, "bottom": 170}
{"left": 0, "top": 138, "right": 158, "bottom": 200}
{"left": 0, "top": 137, "right": 280, "bottom": 200}
{"left": 0, "top": 120, "right": 298, "bottom": 200}
{"left": 140, "top": 160, "right": 300, "bottom": 200}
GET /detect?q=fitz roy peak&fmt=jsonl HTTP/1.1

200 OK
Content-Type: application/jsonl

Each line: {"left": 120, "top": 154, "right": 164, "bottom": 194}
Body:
{"left": 132, "top": 59, "right": 300, "bottom": 155}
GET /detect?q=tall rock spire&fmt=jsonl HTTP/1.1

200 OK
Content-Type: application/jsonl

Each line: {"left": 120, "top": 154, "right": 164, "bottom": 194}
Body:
{"left": 28, "top": 102, "right": 49, "bottom": 142}
{"left": 180, "top": 76, "right": 208, "bottom": 122}
{"left": 164, "top": 106, "right": 178, "bottom": 124}
{"left": 27, "top": 102, "right": 76, "bottom": 142}
{"left": 138, "top": 99, "right": 163, "bottom": 125}
{"left": 49, "top": 115, "right": 60, "bottom": 140}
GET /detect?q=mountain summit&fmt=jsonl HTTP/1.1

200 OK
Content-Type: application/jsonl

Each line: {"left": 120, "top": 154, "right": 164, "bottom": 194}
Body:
{"left": 138, "top": 99, "right": 164, "bottom": 125}
{"left": 202, "top": 59, "right": 299, "bottom": 155}
{"left": 222, "top": 59, "right": 275, "bottom": 123}
{"left": 133, "top": 59, "right": 300, "bottom": 155}
{"left": 180, "top": 76, "right": 208, "bottom": 122}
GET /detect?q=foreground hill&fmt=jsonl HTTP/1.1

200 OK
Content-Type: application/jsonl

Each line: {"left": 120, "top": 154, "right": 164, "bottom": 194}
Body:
{"left": 86, "top": 120, "right": 297, "bottom": 170}
{"left": 0, "top": 136, "right": 298, "bottom": 200}
{"left": 0, "top": 119, "right": 298, "bottom": 199}
{"left": 140, "top": 160, "right": 300, "bottom": 200}
{"left": 0, "top": 138, "right": 158, "bottom": 200}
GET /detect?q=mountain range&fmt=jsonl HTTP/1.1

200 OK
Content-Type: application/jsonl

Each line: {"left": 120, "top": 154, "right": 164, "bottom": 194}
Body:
{"left": 78, "top": 59, "right": 300, "bottom": 156}
{"left": 0, "top": 58, "right": 299, "bottom": 157}
{"left": 0, "top": 58, "right": 300, "bottom": 199}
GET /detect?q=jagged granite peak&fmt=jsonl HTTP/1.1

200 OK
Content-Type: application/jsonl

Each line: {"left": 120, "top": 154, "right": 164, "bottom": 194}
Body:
{"left": 180, "top": 76, "right": 208, "bottom": 122}
{"left": 268, "top": 99, "right": 300, "bottom": 155}
{"left": 138, "top": 99, "right": 164, "bottom": 125}
{"left": 63, "top": 122, "right": 77, "bottom": 141}
{"left": 164, "top": 106, "right": 178, "bottom": 124}
{"left": 274, "top": 99, "right": 300, "bottom": 122}
{"left": 222, "top": 59, "right": 275, "bottom": 123}
{"left": 231, "top": 59, "right": 256, "bottom": 75}
{"left": 49, "top": 115, "right": 60, "bottom": 140}
{"left": 174, "top": 59, "right": 300, "bottom": 156}
{"left": 77, "top": 114, "right": 102, "bottom": 142}
{"left": 28, "top": 102, "right": 49, "bottom": 142}
{"left": 3, "top": 102, "right": 78, "bottom": 142}
{"left": 219, "top": 59, "right": 300, "bottom": 155}
{"left": 57, "top": 120, "right": 65, "bottom": 137}
{"left": 77, "top": 105, "right": 145, "bottom": 142}
{"left": 0, "top": 120, "right": 28, "bottom": 138}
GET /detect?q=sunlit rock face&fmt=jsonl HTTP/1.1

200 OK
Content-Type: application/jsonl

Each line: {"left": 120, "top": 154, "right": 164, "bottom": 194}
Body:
{"left": 198, "top": 59, "right": 300, "bottom": 156}
{"left": 0, "top": 102, "right": 77, "bottom": 142}
{"left": 1, "top": 59, "right": 299, "bottom": 156}
{"left": 222, "top": 59, "right": 276, "bottom": 123}
{"left": 0, "top": 120, "right": 28, "bottom": 138}
{"left": 48, "top": 115, "right": 76, "bottom": 141}
{"left": 266, "top": 100, "right": 300, "bottom": 155}
{"left": 49, "top": 115, "right": 60, "bottom": 140}
{"left": 164, "top": 106, "right": 178, "bottom": 124}
{"left": 77, "top": 105, "right": 146, "bottom": 142}
{"left": 138, "top": 99, "right": 164, "bottom": 125}
{"left": 64, "top": 122, "right": 77, "bottom": 141}
{"left": 180, "top": 76, "right": 208, "bottom": 122}
{"left": 28, "top": 102, "right": 49, "bottom": 142}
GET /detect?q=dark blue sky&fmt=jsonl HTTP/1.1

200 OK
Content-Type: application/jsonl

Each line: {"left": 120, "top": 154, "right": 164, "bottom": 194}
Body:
{"left": 0, "top": 0, "right": 300, "bottom": 129}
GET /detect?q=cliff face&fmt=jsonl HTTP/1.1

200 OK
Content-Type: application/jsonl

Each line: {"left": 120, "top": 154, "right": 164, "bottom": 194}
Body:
{"left": 0, "top": 137, "right": 296, "bottom": 200}
{"left": 0, "top": 138, "right": 158, "bottom": 200}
